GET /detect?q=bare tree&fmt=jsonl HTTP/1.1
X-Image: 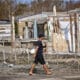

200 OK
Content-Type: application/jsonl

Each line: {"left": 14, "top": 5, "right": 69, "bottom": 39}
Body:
{"left": 15, "top": 3, "right": 29, "bottom": 16}
{"left": 65, "top": 0, "right": 80, "bottom": 11}
{"left": 0, "top": 0, "right": 17, "bottom": 19}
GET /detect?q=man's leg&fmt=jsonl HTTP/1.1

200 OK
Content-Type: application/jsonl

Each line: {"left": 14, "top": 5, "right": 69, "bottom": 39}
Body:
{"left": 39, "top": 55, "right": 52, "bottom": 75}
{"left": 43, "top": 64, "right": 52, "bottom": 75}
{"left": 29, "top": 63, "right": 35, "bottom": 75}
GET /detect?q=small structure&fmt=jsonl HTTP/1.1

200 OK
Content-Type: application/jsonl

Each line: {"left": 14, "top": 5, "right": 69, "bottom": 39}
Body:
{"left": 0, "top": 20, "right": 11, "bottom": 41}
{"left": 16, "top": 11, "right": 80, "bottom": 53}
{"left": 16, "top": 13, "right": 49, "bottom": 40}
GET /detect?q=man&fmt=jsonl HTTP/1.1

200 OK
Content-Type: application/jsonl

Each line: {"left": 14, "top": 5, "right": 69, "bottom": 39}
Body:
{"left": 29, "top": 34, "right": 52, "bottom": 75}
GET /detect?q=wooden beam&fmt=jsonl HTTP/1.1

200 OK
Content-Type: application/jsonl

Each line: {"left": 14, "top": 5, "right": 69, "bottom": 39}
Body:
{"left": 74, "top": 13, "right": 78, "bottom": 53}
{"left": 70, "top": 14, "right": 73, "bottom": 52}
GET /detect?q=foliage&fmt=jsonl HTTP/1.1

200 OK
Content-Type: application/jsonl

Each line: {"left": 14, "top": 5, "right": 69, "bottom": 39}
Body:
{"left": 0, "top": 0, "right": 80, "bottom": 19}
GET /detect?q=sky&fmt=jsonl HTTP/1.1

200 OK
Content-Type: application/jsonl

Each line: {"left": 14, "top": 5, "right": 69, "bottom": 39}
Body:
{"left": 17, "top": 0, "right": 32, "bottom": 3}
{"left": 17, "top": 0, "right": 78, "bottom": 4}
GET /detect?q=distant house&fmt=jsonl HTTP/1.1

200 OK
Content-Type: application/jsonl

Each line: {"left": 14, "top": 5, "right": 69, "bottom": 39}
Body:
{"left": 16, "top": 12, "right": 70, "bottom": 39}
{"left": 0, "top": 20, "right": 11, "bottom": 41}
{"left": 16, "top": 12, "right": 80, "bottom": 52}
{"left": 16, "top": 12, "right": 49, "bottom": 40}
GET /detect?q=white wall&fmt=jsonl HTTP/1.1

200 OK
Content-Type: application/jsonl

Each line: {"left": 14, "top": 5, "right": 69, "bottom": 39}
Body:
{"left": 0, "top": 24, "right": 11, "bottom": 40}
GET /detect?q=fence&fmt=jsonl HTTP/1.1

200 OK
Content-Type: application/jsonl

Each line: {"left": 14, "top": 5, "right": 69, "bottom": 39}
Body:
{"left": 0, "top": 13, "right": 80, "bottom": 76}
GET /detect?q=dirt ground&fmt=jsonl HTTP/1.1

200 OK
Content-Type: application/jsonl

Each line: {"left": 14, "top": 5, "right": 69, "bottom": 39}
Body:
{"left": 0, "top": 62, "right": 80, "bottom": 80}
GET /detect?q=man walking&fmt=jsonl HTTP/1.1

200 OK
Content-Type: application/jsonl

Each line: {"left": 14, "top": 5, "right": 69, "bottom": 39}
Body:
{"left": 29, "top": 34, "right": 52, "bottom": 75}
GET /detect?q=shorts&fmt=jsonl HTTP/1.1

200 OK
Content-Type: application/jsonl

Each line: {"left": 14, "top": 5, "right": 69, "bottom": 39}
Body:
{"left": 34, "top": 54, "right": 45, "bottom": 65}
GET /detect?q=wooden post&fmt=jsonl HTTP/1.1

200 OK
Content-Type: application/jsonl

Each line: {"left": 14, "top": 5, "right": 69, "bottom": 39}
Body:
{"left": 11, "top": 15, "right": 15, "bottom": 48}
{"left": 77, "top": 14, "right": 80, "bottom": 53}
{"left": 74, "top": 13, "right": 80, "bottom": 71}
{"left": 57, "top": 18, "right": 60, "bottom": 34}
{"left": 74, "top": 13, "right": 78, "bottom": 53}
{"left": 70, "top": 14, "right": 73, "bottom": 52}
{"left": 3, "top": 41, "right": 6, "bottom": 64}
{"left": 11, "top": 14, "right": 17, "bottom": 62}
{"left": 53, "top": 5, "right": 57, "bottom": 33}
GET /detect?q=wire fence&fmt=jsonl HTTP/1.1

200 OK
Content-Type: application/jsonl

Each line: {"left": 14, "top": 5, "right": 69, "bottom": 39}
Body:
{"left": 0, "top": 14, "right": 80, "bottom": 75}
{"left": 0, "top": 39, "right": 80, "bottom": 75}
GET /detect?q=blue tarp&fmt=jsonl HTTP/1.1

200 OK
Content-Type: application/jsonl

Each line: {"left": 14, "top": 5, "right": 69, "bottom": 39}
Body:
{"left": 33, "top": 19, "right": 38, "bottom": 39}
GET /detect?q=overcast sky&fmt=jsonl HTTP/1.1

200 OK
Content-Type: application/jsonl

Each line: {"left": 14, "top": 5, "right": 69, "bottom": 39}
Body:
{"left": 17, "top": 0, "right": 78, "bottom": 4}
{"left": 17, "top": 0, "right": 32, "bottom": 3}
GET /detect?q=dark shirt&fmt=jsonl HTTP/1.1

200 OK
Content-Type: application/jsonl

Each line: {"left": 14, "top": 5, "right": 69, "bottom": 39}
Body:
{"left": 34, "top": 40, "right": 46, "bottom": 64}
{"left": 34, "top": 40, "right": 46, "bottom": 65}
{"left": 37, "top": 40, "right": 43, "bottom": 53}
{"left": 36, "top": 40, "right": 46, "bottom": 56}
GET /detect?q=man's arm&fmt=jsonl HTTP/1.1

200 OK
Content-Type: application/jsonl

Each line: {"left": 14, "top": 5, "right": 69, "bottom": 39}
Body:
{"left": 42, "top": 42, "right": 47, "bottom": 48}
{"left": 42, "top": 42, "right": 47, "bottom": 52}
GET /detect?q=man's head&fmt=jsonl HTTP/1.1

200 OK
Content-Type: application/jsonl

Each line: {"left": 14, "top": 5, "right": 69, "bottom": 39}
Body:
{"left": 38, "top": 34, "right": 44, "bottom": 40}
